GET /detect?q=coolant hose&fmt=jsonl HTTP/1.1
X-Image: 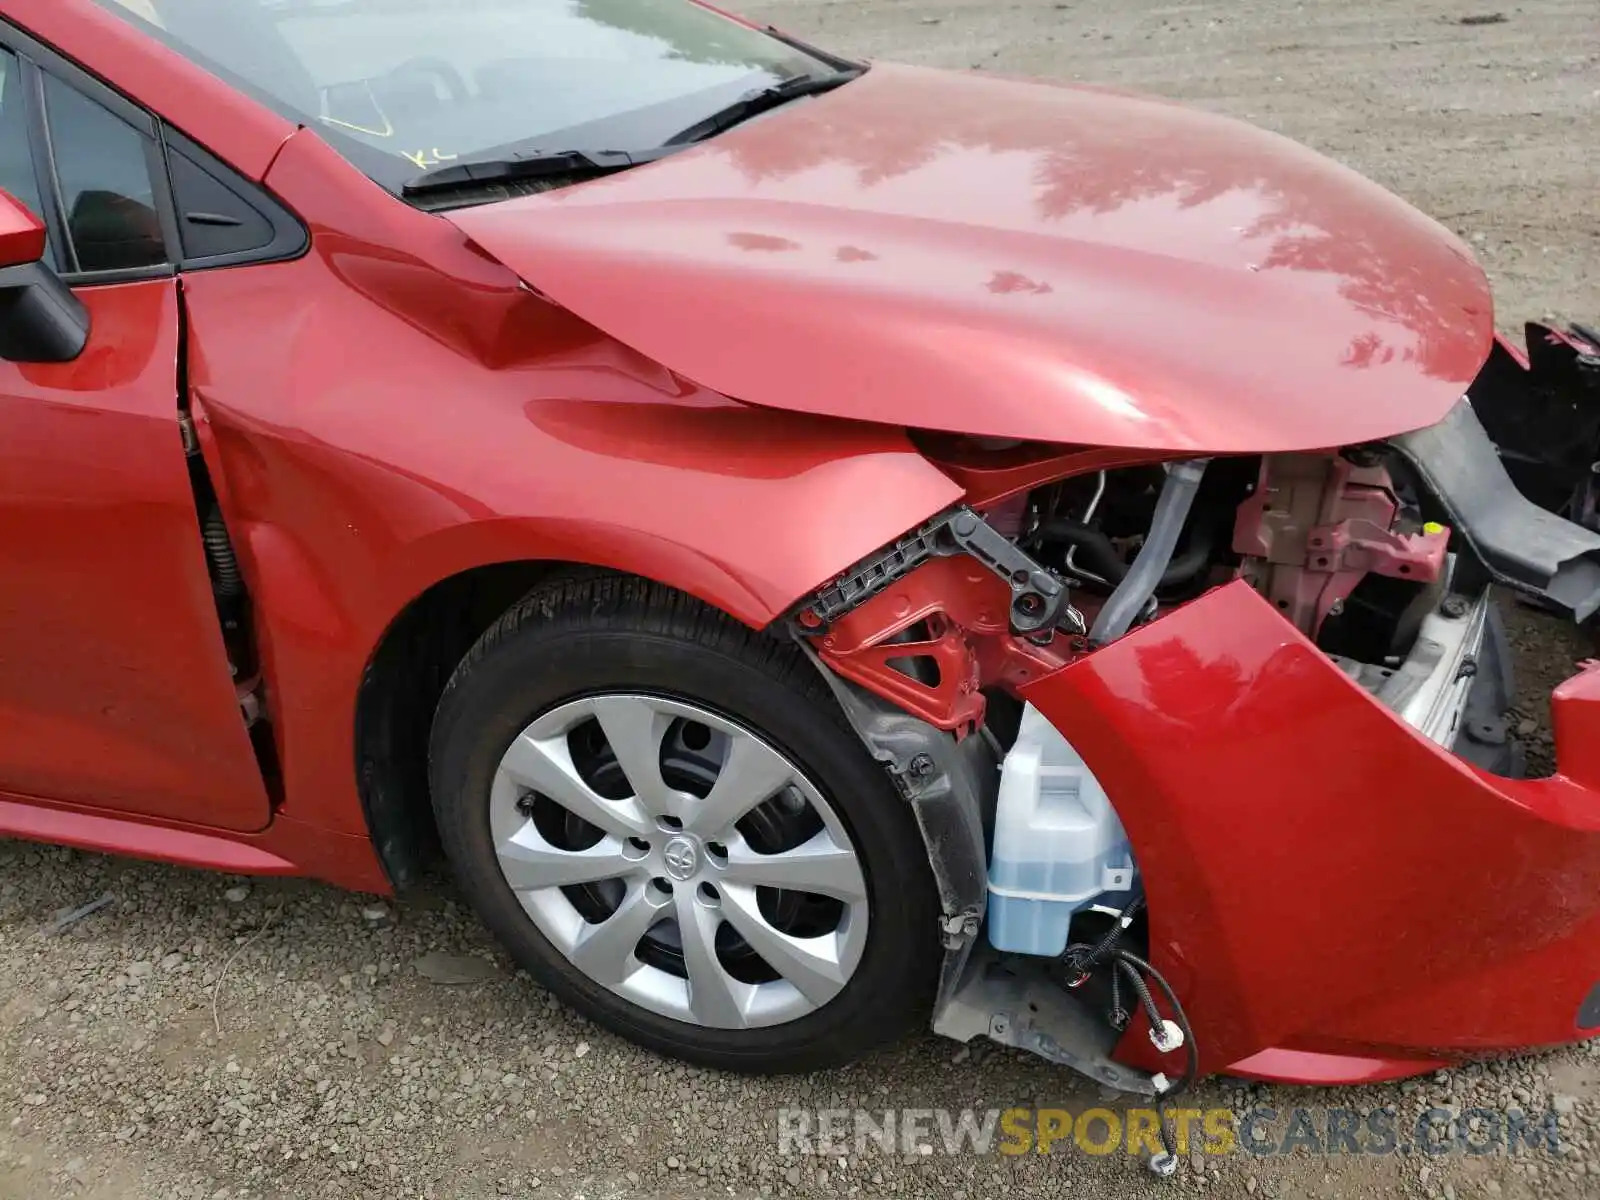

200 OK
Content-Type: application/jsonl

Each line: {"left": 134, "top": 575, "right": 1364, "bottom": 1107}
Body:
{"left": 1041, "top": 518, "right": 1215, "bottom": 588}
{"left": 1041, "top": 519, "right": 1126, "bottom": 582}
{"left": 1089, "top": 459, "right": 1208, "bottom": 645}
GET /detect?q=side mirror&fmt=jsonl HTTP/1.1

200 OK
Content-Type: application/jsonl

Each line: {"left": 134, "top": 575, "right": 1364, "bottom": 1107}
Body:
{"left": 0, "top": 188, "right": 89, "bottom": 364}
{"left": 0, "top": 187, "right": 46, "bottom": 268}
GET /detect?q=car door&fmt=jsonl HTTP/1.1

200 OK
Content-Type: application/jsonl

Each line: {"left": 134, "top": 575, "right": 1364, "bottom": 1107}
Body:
{"left": 0, "top": 35, "right": 272, "bottom": 831}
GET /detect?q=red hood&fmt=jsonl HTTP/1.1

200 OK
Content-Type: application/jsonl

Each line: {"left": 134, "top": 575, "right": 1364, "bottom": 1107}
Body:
{"left": 446, "top": 64, "right": 1492, "bottom": 453}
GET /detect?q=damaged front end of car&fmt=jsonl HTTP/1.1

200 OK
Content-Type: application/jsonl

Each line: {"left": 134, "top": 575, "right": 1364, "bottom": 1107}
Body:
{"left": 788, "top": 394, "right": 1600, "bottom": 1117}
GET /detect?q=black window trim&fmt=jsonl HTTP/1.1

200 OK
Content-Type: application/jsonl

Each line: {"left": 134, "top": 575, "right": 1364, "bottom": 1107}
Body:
{"left": 0, "top": 15, "right": 307, "bottom": 287}
{"left": 158, "top": 126, "right": 308, "bottom": 272}
{"left": 14, "top": 56, "right": 74, "bottom": 274}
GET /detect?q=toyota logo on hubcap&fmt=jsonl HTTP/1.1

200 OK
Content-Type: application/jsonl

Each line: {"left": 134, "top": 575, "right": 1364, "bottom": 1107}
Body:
{"left": 662, "top": 836, "right": 700, "bottom": 880}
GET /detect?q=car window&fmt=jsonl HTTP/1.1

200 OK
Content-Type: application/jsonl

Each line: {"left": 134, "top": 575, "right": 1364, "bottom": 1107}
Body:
{"left": 40, "top": 74, "right": 166, "bottom": 274}
{"left": 0, "top": 49, "right": 57, "bottom": 269}
{"left": 89, "top": 0, "right": 833, "bottom": 194}
{"left": 0, "top": 51, "right": 167, "bottom": 277}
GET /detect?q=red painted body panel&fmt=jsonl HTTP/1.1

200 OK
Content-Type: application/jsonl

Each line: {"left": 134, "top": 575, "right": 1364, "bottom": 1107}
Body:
{"left": 1226, "top": 1049, "right": 1450, "bottom": 1086}
{"left": 1021, "top": 582, "right": 1600, "bottom": 1074}
{"left": 173, "top": 129, "right": 961, "bottom": 846}
{"left": 0, "top": 0, "right": 1590, "bottom": 1086}
{"left": 0, "top": 788, "right": 293, "bottom": 873}
{"left": 447, "top": 63, "right": 1492, "bottom": 453}
{"left": 0, "top": 189, "right": 45, "bottom": 266}
{"left": 0, "top": 789, "right": 390, "bottom": 891}
{"left": 0, "top": 281, "right": 272, "bottom": 831}
{"left": 810, "top": 556, "right": 1073, "bottom": 733}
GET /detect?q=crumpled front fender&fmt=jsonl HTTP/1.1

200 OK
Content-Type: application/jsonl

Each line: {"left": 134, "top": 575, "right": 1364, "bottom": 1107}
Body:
{"left": 182, "top": 128, "right": 967, "bottom": 859}
{"left": 1020, "top": 580, "right": 1600, "bottom": 1075}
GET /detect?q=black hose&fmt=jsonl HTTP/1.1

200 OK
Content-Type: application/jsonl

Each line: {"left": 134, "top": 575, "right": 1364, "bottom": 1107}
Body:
{"left": 1039, "top": 516, "right": 1216, "bottom": 588}
{"left": 1092, "top": 460, "right": 1209, "bottom": 645}
{"left": 203, "top": 506, "right": 243, "bottom": 598}
{"left": 1042, "top": 519, "right": 1126, "bottom": 581}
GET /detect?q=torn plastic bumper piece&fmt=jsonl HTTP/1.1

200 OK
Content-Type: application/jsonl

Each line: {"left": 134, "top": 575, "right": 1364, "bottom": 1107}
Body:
{"left": 1466, "top": 321, "right": 1600, "bottom": 530}
{"left": 1019, "top": 580, "right": 1600, "bottom": 1079}
{"left": 1391, "top": 399, "right": 1600, "bottom": 621}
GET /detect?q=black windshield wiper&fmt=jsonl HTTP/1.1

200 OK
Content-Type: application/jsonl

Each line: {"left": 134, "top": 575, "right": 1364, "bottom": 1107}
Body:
{"left": 402, "top": 146, "right": 677, "bottom": 196}
{"left": 661, "top": 67, "right": 867, "bottom": 147}
{"left": 402, "top": 67, "right": 866, "bottom": 195}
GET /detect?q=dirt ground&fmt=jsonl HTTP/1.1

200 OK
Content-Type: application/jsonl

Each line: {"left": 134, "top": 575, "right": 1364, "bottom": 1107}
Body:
{"left": 3, "top": 2, "right": 1599, "bottom": 1198}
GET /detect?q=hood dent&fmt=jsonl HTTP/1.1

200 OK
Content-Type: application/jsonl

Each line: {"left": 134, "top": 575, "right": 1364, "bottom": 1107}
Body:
{"left": 447, "top": 64, "right": 1492, "bottom": 453}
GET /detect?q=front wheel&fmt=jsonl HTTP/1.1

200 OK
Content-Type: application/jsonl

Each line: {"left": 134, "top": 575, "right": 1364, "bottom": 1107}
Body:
{"left": 428, "top": 574, "right": 941, "bottom": 1072}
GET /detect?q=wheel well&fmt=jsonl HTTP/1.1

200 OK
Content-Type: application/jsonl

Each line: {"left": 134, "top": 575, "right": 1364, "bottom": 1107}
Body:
{"left": 355, "top": 560, "right": 570, "bottom": 887}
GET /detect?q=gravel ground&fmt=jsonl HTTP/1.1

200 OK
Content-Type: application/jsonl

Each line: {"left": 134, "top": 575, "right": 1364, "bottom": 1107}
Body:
{"left": 4, "top": 2, "right": 1600, "bottom": 1198}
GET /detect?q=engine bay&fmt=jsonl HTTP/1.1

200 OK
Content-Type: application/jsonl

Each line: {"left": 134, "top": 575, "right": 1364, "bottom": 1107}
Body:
{"left": 1009, "top": 449, "right": 1517, "bottom": 774}
{"left": 798, "top": 432, "right": 1526, "bottom": 783}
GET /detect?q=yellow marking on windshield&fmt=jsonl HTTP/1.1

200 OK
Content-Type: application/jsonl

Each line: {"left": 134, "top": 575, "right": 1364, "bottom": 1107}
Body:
{"left": 320, "top": 113, "right": 395, "bottom": 138}
{"left": 401, "top": 149, "right": 460, "bottom": 170}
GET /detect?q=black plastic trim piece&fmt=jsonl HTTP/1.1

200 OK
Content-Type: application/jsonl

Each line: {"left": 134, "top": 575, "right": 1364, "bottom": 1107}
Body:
{"left": 796, "top": 506, "right": 1082, "bottom": 637}
{"left": 159, "top": 126, "right": 308, "bottom": 271}
{"left": 142, "top": 128, "right": 184, "bottom": 259}
{"left": 63, "top": 263, "right": 175, "bottom": 285}
{"left": 403, "top": 146, "right": 676, "bottom": 196}
{"left": 16, "top": 57, "right": 72, "bottom": 273}
{"left": 1391, "top": 401, "right": 1600, "bottom": 623}
{"left": 794, "top": 639, "right": 995, "bottom": 1010}
{"left": 0, "top": 260, "right": 89, "bottom": 362}
{"left": 1466, "top": 322, "right": 1600, "bottom": 523}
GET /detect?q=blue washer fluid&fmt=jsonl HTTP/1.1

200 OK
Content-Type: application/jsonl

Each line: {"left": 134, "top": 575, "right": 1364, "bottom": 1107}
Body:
{"left": 986, "top": 703, "right": 1137, "bottom": 956}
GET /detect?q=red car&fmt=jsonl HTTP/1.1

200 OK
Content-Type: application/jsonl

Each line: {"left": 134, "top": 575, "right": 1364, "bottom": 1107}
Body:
{"left": 3, "top": 0, "right": 1600, "bottom": 1112}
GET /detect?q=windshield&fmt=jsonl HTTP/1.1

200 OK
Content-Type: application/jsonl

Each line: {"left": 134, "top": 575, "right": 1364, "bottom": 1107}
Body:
{"left": 91, "top": 0, "right": 833, "bottom": 192}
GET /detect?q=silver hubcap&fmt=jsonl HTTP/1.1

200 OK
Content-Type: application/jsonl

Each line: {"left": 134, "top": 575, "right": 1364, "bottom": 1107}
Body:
{"left": 489, "top": 694, "right": 870, "bottom": 1029}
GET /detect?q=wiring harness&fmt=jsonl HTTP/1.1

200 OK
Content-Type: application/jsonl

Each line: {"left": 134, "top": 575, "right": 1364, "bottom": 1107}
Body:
{"left": 1060, "top": 896, "right": 1199, "bottom": 1178}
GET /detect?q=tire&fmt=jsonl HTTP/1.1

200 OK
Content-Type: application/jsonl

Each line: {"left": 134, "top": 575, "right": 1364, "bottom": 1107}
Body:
{"left": 428, "top": 572, "right": 941, "bottom": 1072}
